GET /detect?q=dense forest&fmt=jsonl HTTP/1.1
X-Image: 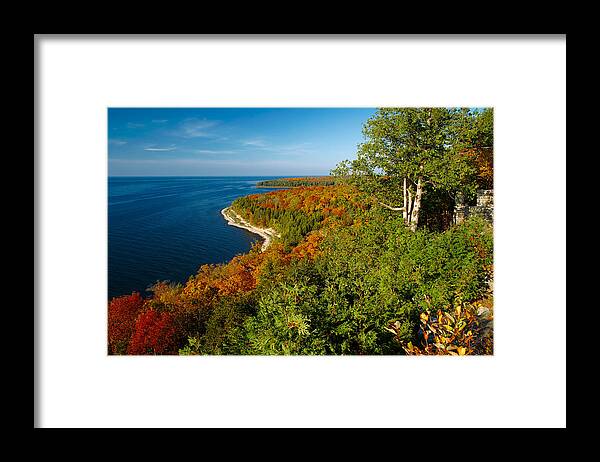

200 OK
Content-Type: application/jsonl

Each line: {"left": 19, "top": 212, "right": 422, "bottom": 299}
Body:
{"left": 256, "top": 176, "right": 341, "bottom": 188}
{"left": 108, "top": 108, "right": 494, "bottom": 355}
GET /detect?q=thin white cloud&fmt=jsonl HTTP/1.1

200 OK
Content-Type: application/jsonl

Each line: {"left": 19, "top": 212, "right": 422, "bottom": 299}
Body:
{"left": 109, "top": 139, "right": 128, "bottom": 145}
{"left": 195, "top": 149, "right": 239, "bottom": 155}
{"left": 152, "top": 119, "right": 168, "bottom": 123}
{"left": 110, "top": 158, "right": 314, "bottom": 168}
{"left": 127, "top": 122, "right": 145, "bottom": 129}
{"left": 176, "top": 118, "right": 220, "bottom": 138}
{"left": 242, "top": 138, "right": 267, "bottom": 147}
{"left": 275, "top": 142, "right": 314, "bottom": 154}
{"left": 144, "top": 144, "right": 177, "bottom": 152}
{"left": 240, "top": 140, "right": 314, "bottom": 155}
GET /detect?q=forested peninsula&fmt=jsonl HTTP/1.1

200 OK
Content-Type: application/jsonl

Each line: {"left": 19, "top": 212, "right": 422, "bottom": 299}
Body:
{"left": 108, "top": 108, "right": 494, "bottom": 356}
{"left": 256, "top": 177, "right": 340, "bottom": 188}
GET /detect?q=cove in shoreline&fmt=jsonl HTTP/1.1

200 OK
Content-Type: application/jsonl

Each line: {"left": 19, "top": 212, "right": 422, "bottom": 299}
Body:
{"left": 221, "top": 207, "right": 281, "bottom": 252}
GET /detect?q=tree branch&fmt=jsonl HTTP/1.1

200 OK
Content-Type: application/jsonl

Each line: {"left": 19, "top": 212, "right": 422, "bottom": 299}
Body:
{"left": 379, "top": 202, "right": 406, "bottom": 211}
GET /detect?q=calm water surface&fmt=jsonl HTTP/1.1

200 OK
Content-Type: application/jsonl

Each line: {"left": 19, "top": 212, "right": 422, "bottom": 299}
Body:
{"left": 108, "top": 176, "right": 283, "bottom": 299}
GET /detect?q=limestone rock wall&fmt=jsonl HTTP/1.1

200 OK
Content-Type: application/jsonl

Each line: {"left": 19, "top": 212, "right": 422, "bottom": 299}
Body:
{"left": 454, "top": 189, "right": 493, "bottom": 225}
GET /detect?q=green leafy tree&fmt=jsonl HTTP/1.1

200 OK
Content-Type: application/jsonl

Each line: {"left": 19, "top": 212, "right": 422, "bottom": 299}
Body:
{"left": 332, "top": 108, "right": 484, "bottom": 231}
{"left": 458, "top": 107, "right": 493, "bottom": 149}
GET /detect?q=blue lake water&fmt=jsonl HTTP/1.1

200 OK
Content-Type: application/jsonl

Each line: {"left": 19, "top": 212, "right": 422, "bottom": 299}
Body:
{"left": 108, "top": 176, "right": 284, "bottom": 300}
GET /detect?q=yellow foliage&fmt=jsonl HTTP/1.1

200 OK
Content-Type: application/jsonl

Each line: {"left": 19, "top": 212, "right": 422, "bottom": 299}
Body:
{"left": 396, "top": 301, "right": 493, "bottom": 355}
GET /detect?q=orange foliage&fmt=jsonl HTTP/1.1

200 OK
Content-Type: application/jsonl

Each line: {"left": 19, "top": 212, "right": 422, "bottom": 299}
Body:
{"left": 463, "top": 147, "right": 493, "bottom": 189}
{"left": 243, "top": 184, "right": 366, "bottom": 220}
{"left": 290, "top": 231, "right": 324, "bottom": 260}
{"left": 182, "top": 247, "right": 268, "bottom": 303}
{"left": 331, "top": 207, "right": 345, "bottom": 217}
{"left": 149, "top": 281, "right": 183, "bottom": 308}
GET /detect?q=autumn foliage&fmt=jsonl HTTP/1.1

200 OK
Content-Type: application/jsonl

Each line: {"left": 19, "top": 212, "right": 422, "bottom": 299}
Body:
{"left": 108, "top": 292, "right": 145, "bottom": 354}
{"left": 393, "top": 301, "right": 493, "bottom": 356}
{"left": 463, "top": 147, "right": 493, "bottom": 190}
{"left": 242, "top": 185, "right": 366, "bottom": 217}
{"left": 290, "top": 231, "right": 324, "bottom": 260}
{"left": 107, "top": 185, "right": 363, "bottom": 354}
{"left": 182, "top": 247, "right": 269, "bottom": 303}
{"left": 231, "top": 185, "right": 367, "bottom": 247}
{"left": 108, "top": 181, "right": 493, "bottom": 356}
{"left": 256, "top": 176, "right": 340, "bottom": 187}
{"left": 127, "top": 309, "right": 178, "bottom": 355}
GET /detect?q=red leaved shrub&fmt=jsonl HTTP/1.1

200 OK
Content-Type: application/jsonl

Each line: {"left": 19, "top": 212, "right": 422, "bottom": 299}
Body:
{"left": 108, "top": 292, "right": 145, "bottom": 354}
{"left": 127, "top": 309, "right": 178, "bottom": 355}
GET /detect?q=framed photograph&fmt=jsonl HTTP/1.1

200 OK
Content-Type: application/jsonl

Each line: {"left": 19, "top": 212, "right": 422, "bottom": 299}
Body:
{"left": 35, "top": 34, "right": 566, "bottom": 428}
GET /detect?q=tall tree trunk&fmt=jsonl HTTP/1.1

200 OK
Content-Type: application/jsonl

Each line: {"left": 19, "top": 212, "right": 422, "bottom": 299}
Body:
{"left": 407, "top": 186, "right": 413, "bottom": 225}
{"left": 409, "top": 177, "right": 424, "bottom": 232}
{"left": 402, "top": 177, "right": 408, "bottom": 223}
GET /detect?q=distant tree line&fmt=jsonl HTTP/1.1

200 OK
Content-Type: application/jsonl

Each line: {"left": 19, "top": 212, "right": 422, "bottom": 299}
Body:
{"left": 257, "top": 176, "right": 341, "bottom": 188}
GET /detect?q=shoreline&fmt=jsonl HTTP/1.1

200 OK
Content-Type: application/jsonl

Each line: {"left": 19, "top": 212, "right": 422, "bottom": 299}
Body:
{"left": 221, "top": 207, "right": 280, "bottom": 252}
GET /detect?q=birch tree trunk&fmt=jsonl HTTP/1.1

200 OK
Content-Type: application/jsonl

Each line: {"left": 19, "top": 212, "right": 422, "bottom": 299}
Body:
{"left": 407, "top": 186, "right": 413, "bottom": 226}
{"left": 409, "top": 177, "right": 424, "bottom": 232}
{"left": 402, "top": 177, "right": 408, "bottom": 223}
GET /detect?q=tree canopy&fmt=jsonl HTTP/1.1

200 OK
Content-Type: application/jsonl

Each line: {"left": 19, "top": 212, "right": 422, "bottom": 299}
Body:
{"left": 331, "top": 107, "right": 493, "bottom": 230}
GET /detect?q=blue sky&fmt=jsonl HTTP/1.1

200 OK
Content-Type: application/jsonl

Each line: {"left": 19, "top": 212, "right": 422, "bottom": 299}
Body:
{"left": 108, "top": 108, "right": 376, "bottom": 176}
